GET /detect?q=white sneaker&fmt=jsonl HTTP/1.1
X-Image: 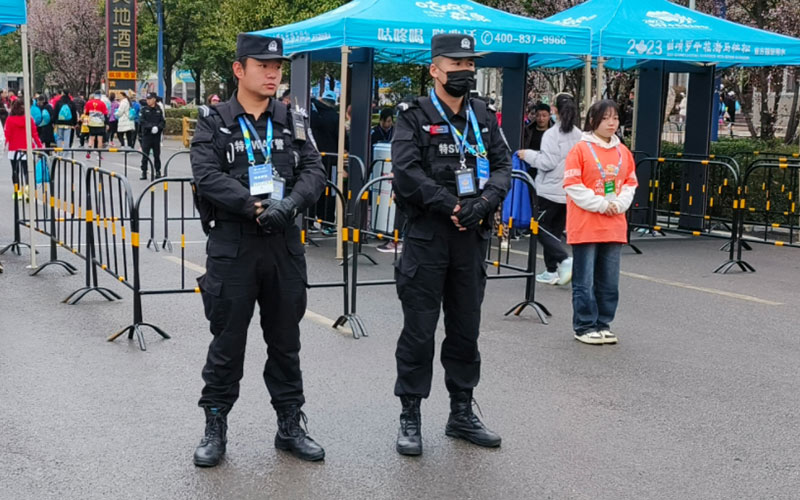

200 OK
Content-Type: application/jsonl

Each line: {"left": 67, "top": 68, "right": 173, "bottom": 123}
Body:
{"left": 501, "top": 239, "right": 509, "bottom": 250}
{"left": 574, "top": 330, "right": 604, "bottom": 345}
{"left": 536, "top": 271, "right": 559, "bottom": 285}
{"left": 556, "top": 257, "right": 573, "bottom": 286}
{"left": 598, "top": 329, "right": 618, "bottom": 344}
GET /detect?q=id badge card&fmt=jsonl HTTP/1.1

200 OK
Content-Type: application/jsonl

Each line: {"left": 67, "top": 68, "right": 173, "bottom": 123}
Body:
{"left": 248, "top": 163, "right": 274, "bottom": 196}
{"left": 271, "top": 175, "right": 286, "bottom": 201}
{"left": 476, "top": 156, "right": 490, "bottom": 189}
{"left": 456, "top": 168, "right": 477, "bottom": 197}
{"left": 604, "top": 180, "right": 616, "bottom": 201}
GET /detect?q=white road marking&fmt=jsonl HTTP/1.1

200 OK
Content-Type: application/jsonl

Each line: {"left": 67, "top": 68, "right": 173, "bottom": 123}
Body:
{"left": 505, "top": 247, "right": 781, "bottom": 306}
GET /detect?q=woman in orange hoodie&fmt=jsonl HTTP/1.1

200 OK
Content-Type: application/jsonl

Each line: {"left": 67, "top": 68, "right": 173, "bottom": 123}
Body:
{"left": 563, "top": 100, "right": 637, "bottom": 345}
{"left": 4, "top": 99, "right": 43, "bottom": 187}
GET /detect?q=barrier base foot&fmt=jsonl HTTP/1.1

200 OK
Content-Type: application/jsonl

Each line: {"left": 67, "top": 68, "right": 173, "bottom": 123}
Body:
{"left": 714, "top": 259, "right": 756, "bottom": 274}
{"left": 108, "top": 322, "right": 171, "bottom": 351}
{"left": 64, "top": 286, "right": 123, "bottom": 305}
{"left": 30, "top": 259, "right": 78, "bottom": 276}
{"left": 740, "top": 240, "right": 752, "bottom": 251}
{"left": 147, "top": 238, "right": 160, "bottom": 252}
{"left": 628, "top": 243, "right": 643, "bottom": 255}
{"left": 161, "top": 240, "right": 173, "bottom": 252}
{"left": 0, "top": 241, "right": 36, "bottom": 256}
{"left": 333, "top": 313, "right": 368, "bottom": 339}
{"left": 504, "top": 300, "right": 552, "bottom": 325}
{"left": 342, "top": 252, "right": 378, "bottom": 266}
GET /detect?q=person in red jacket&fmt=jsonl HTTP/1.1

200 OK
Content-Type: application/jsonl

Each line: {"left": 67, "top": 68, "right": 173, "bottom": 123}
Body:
{"left": 83, "top": 91, "right": 108, "bottom": 158}
{"left": 4, "top": 99, "right": 43, "bottom": 186}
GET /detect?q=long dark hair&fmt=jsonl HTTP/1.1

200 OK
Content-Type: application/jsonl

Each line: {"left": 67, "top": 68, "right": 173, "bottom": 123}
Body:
{"left": 584, "top": 99, "right": 620, "bottom": 132}
{"left": 555, "top": 93, "right": 578, "bottom": 134}
{"left": 10, "top": 99, "right": 24, "bottom": 116}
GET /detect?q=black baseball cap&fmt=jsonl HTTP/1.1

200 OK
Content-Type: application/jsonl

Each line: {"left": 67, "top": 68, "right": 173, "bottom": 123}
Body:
{"left": 236, "top": 33, "right": 290, "bottom": 62}
{"left": 431, "top": 34, "right": 484, "bottom": 59}
{"left": 146, "top": 92, "right": 158, "bottom": 99}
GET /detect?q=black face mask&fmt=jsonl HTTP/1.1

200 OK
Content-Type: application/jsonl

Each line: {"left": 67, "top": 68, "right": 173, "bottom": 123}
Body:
{"left": 441, "top": 69, "right": 476, "bottom": 98}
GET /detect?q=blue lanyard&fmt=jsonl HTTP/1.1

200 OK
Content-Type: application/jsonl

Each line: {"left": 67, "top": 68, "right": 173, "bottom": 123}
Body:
{"left": 429, "top": 90, "right": 486, "bottom": 162}
{"left": 237, "top": 115, "right": 273, "bottom": 165}
{"left": 585, "top": 141, "right": 622, "bottom": 181}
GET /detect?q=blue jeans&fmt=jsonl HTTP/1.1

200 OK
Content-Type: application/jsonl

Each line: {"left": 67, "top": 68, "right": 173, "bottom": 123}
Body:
{"left": 55, "top": 127, "right": 72, "bottom": 148}
{"left": 571, "top": 243, "right": 621, "bottom": 334}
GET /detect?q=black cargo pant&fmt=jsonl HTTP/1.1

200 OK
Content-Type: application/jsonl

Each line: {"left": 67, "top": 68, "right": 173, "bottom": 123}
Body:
{"left": 536, "top": 196, "right": 569, "bottom": 273}
{"left": 394, "top": 216, "right": 489, "bottom": 398}
{"left": 140, "top": 134, "right": 161, "bottom": 175}
{"left": 197, "top": 222, "right": 308, "bottom": 411}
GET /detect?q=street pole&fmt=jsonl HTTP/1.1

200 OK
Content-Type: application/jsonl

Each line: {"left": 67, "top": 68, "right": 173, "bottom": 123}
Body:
{"left": 157, "top": 0, "right": 164, "bottom": 97}
{"left": 20, "top": 24, "right": 37, "bottom": 270}
{"left": 335, "top": 46, "right": 350, "bottom": 260}
{"left": 583, "top": 55, "right": 592, "bottom": 117}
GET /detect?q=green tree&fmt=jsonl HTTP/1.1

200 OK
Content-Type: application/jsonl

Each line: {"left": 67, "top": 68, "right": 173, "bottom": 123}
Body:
{"left": 0, "top": 31, "right": 22, "bottom": 73}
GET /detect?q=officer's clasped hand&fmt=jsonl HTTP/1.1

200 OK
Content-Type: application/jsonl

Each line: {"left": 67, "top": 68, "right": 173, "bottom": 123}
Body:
{"left": 151, "top": 126, "right": 159, "bottom": 134}
{"left": 256, "top": 197, "right": 298, "bottom": 231}
{"left": 456, "top": 196, "right": 492, "bottom": 229}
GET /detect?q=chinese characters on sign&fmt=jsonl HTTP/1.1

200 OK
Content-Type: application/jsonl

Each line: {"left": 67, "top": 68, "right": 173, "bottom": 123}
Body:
{"left": 106, "top": 0, "right": 137, "bottom": 92}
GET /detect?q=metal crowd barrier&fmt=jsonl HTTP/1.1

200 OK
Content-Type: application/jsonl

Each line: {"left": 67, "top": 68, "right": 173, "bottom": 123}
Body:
{"left": 39, "top": 147, "right": 156, "bottom": 179}
{"left": 341, "top": 169, "right": 551, "bottom": 339}
{"left": 736, "top": 158, "right": 800, "bottom": 259}
{"left": 631, "top": 155, "right": 751, "bottom": 273}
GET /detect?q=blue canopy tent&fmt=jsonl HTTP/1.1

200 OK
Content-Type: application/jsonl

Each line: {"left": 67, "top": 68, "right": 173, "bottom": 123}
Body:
{"left": 528, "top": 0, "right": 800, "bottom": 230}
{"left": 252, "top": 0, "right": 593, "bottom": 238}
{"left": 530, "top": 0, "right": 800, "bottom": 71}
{"left": 1, "top": 0, "right": 38, "bottom": 268}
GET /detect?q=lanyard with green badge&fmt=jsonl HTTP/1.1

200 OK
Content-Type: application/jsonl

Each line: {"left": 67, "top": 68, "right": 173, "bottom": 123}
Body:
{"left": 585, "top": 141, "right": 622, "bottom": 201}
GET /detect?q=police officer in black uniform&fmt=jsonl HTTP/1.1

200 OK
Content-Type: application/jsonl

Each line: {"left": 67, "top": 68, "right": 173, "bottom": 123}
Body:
{"left": 139, "top": 92, "right": 165, "bottom": 179}
{"left": 190, "top": 34, "right": 327, "bottom": 467}
{"left": 391, "top": 34, "right": 511, "bottom": 456}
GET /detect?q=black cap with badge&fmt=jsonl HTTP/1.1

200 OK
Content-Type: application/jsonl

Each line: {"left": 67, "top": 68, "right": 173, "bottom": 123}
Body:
{"left": 431, "top": 34, "right": 484, "bottom": 59}
{"left": 236, "top": 33, "right": 291, "bottom": 62}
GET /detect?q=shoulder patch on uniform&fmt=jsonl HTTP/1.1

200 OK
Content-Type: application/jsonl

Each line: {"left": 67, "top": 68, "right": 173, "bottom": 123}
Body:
{"left": 199, "top": 105, "right": 210, "bottom": 118}
{"left": 219, "top": 127, "right": 231, "bottom": 135}
{"left": 398, "top": 102, "right": 410, "bottom": 112}
{"left": 488, "top": 104, "right": 497, "bottom": 113}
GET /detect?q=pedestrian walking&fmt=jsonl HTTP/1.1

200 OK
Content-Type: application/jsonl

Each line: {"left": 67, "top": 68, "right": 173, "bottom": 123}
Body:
{"left": 518, "top": 93, "right": 581, "bottom": 286}
{"left": 84, "top": 91, "right": 108, "bottom": 157}
{"left": 128, "top": 91, "right": 141, "bottom": 148}
{"left": 35, "top": 95, "right": 55, "bottom": 148}
{"left": 107, "top": 92, "right": 119, "bottom": 147}
{"left": 390, "top": 34, "right": 511, "bottom": 456}
{"left": 4, "top": 99, "right": 43, "bottom": 187}
{"left": 138, "top": 92, "right": 165, "bottom": 179}
{"left": 190, "top": 33, "right": 327, "bottom": 468}
{"left": 522, "top": 101, "right": 552, "bottom": 153}
{"left": 115, "top": 93, "right": 136, "bottom": 147}
{"left": 53, "top": 91, "right": 77, "bottom": 148}
{"left": 563, "top": 99, "right": 638, "bottom": 345}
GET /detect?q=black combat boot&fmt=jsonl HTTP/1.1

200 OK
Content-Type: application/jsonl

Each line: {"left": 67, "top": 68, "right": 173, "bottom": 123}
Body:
{"left": 139, "top": 170, "right": 147, "bottom": 180}
{"left": 274, "top": 407, "right": 325, "bottom": 461}
{"left": 445, "top": 392, "right": 501, "bottom": 448}
{"left": 396, "top": 396, "right": 422, "bottom": 456}
{"left": 194, "top": 407, "right": 228, "bottom": 467}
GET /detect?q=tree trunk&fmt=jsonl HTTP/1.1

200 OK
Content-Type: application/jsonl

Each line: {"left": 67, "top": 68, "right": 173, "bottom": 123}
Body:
{"left": 784, "top": 68, "right": 800, "bottom": 144}
{"left": 730, "top": 71, "right": 757, "bottom": 138}
{"left": 164, "top": 70, "right": 173, "bottom": 102}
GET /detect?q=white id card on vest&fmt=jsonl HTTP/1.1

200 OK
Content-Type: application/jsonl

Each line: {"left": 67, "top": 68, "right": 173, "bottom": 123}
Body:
{"left": 249, "top": 163, "right": 274, "bottom": 195}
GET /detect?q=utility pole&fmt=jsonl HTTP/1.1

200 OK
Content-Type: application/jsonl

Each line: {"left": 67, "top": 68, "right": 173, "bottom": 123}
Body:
{"left": 157, "top": 0, "right": 165, "bottom": 97}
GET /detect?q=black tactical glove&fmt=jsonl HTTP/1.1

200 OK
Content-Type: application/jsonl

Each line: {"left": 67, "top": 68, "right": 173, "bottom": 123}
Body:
{"left": 456, "top": 196, "right": 492, "bottom": 229}
{"left": 256, "top": 197, "right": 298, "bottom": 231}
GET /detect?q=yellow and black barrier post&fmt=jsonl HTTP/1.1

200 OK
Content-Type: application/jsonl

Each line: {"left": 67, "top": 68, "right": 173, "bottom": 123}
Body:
{"left": 1, "top": 150, "right": 34, "bottom": 256}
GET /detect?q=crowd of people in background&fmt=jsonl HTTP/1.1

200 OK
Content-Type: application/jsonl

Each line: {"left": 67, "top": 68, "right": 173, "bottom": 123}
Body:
{"left": 1, "top": 87, "right": 166, "bottom": 179}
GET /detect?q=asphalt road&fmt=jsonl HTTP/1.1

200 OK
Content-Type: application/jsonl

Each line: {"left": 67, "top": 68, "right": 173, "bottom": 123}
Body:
{"left": 1, "top": 141, "right": 799, "bottom": 499}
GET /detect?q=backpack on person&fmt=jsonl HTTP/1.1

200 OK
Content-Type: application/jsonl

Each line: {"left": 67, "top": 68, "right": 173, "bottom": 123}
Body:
{"left": 58, "top": 104, "right": 73, "bottom": 122}
{"left": 128, "top": 105, "right": 138, "bottom": 121}
{"left": 40, "top": 108, "right": 51, "bottom": 126}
